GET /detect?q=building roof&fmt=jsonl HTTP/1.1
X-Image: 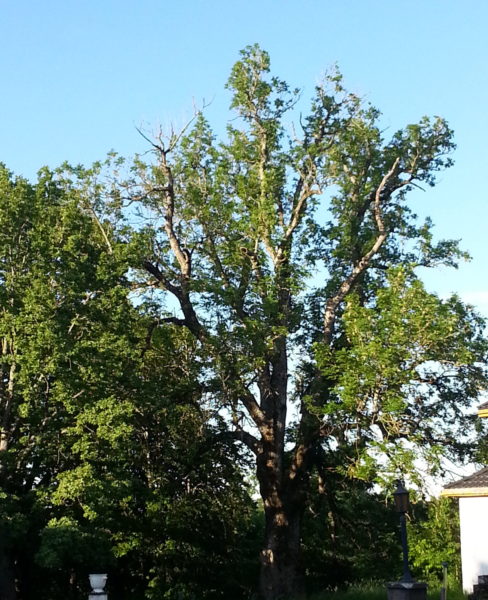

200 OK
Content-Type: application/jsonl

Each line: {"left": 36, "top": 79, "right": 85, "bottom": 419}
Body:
{"left": 441, "top": 467, "right": 488, "bottom": 497}
{"left": 478, "top": 401, "right": 488, "bottom": 418}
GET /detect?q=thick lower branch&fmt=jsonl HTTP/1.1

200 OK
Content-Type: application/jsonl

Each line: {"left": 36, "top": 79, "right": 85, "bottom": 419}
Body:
{"left": 230, "top": 426, "right": 262, "bottom": 455}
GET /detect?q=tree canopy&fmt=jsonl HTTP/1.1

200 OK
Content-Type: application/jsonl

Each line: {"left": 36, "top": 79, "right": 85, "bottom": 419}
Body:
{"left": 77, "top": 45, "right": 485, "bottom": 599}
{"left": 1, "top": 45, "right": 487, "bottom": 600}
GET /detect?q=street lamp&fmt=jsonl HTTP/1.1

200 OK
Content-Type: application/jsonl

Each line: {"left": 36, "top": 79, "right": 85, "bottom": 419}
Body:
{"left": 393, "top": 480, "right": 413, "bottom": 583}
{"left": 386, "top": 481, "right": 426, "bottom": 600}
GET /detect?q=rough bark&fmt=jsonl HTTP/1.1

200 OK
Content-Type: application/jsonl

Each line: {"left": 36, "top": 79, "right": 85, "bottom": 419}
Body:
{"left": 254, "top": 337, "right": 312, "bottom": 600}
{"left": 259, "top": 495, "right": 304, "bottom": 600}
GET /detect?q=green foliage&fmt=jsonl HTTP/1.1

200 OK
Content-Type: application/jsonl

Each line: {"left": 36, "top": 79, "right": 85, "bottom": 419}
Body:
{"left": 2, "top": 46, "right": 485, "bottom": 600}
{"left": 0, "top": 164, "right": 259, "bottom": 600}
{"left": 36, "top": 517, "right": 114, "bottom": 570}
{"left": 308, "top": 583, "right": 467, "bottom": 600}
{"left": 0, "top": 163, "right": 136, "bottom": 599}
{"left": 315, "top": 267, "right": 487, "bottom": 485}
{"left": 302, "top": 479, "right": 399, "bottom": 592}
{"left": 409, "top": 497, "right": 461, "bottom": 586}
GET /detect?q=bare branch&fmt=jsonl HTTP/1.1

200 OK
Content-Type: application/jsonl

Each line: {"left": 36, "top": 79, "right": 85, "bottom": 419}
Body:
{"left": 285, "top": 177, "right": 319, "bottom": 242}
{"left": 87, "top": 205, "right": 113, "bottom": 254}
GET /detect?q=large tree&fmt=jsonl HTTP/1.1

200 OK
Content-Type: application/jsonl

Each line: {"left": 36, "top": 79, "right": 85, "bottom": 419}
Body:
{"left": 80, "top": 46, "right": 486, "bottom": 599}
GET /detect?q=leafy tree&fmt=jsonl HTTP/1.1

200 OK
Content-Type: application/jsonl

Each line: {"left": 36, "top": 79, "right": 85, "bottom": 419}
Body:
{"left": 0, "top": 164, "right": 258, "bottom": 600}
{"left": 42, "top": 322, "right": 260, "bottom": 600}
{"left": 0, "top": 162, "right": 142, "bottom": 599}
{"left": 95, "top": 45, "right": 487, "bottom": 600}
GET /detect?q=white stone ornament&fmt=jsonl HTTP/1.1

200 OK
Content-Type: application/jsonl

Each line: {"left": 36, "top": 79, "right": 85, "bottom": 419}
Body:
{"left": 89, "top": 574, "right": 108, "bottom": 600}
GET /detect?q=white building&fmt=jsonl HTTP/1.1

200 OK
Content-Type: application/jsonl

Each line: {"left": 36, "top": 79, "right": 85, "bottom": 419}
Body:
{"left": 441, "top": 401, "right": 488, "bottom": 596}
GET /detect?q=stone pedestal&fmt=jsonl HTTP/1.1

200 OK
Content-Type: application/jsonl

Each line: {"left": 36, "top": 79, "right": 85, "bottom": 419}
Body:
{"left": 386, "top": 581, "right": 428, "bottom": 600}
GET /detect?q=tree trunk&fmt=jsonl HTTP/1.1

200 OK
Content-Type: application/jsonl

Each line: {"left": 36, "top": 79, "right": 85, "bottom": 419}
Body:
{"left": 257, "top": 440, "right": 306, "bottom": 600}
{"left": 253, "top": 331, "right": 309, "bottom": 600}
{"left": 259, "top": 496, "right": 305, "bottom": 600}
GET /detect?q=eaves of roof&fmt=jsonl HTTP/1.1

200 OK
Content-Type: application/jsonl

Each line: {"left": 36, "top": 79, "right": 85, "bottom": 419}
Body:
{"left": 477, "top": 401, "right": 488, "bottom": 418}
{"left": 441, "top": 466, "right": 488, "bottom": 498}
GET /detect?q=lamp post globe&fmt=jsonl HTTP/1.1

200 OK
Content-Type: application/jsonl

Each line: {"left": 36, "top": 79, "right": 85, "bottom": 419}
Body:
{"left": 393, "top": 480, "right": 410, "bottom": 514}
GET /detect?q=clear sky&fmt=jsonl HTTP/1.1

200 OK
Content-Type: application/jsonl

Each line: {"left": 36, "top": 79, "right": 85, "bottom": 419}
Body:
{"left": 2, "top": 0, "right": 487, "bottom": 315}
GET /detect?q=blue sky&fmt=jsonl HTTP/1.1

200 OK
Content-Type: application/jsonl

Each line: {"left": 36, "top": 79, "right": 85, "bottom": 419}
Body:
{"left": 2, "top": 0, "right": 487, "bottom": 314}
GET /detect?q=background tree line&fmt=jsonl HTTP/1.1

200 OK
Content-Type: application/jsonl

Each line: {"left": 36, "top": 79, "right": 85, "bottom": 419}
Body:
{"left": 1, "top": 46, "right": 487, "bottom": 600}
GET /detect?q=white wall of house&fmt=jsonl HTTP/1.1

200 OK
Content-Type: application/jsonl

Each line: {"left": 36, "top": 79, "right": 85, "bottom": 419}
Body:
{"left": 459, "top": 497, "right": 488, "bottom": 593}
